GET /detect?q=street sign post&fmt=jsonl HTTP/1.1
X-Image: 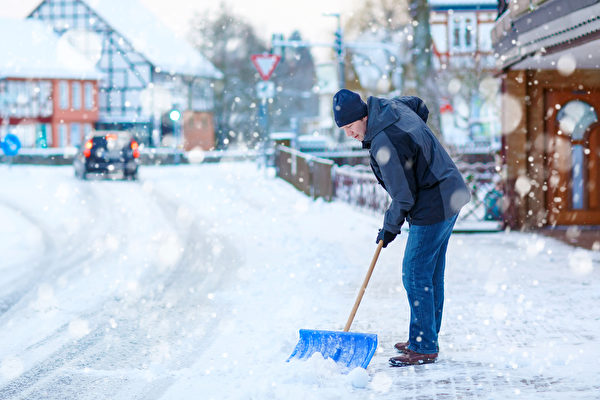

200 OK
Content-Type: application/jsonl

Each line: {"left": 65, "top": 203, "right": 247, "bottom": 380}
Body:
{"left": 256, "top": 81, "right": 275, "bottom": 100}
{"left": 1, "top": 134, "right": 21, "bottom": 157}
{"left": 251, "top": 54, "right": 280, "bottom": 170}
{"left": 251, "top": 54, "right": 281, "bottom": 81}
{"left": 1, "top": 133, "right": 21, "bottom": 168}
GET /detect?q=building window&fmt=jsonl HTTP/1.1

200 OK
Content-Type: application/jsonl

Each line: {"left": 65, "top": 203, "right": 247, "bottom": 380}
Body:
{"left": 45, "top": 124, "right": 53, "bottom": 147}
{"left": 39, "top": 81, "right": 53, "bottom": 117}
{"left": 452, "top": 18, "right": 461, "bottom": 50}
{"left": 557, "top": 100, "right": 599, "bottom": 210}
{"left": 72, "top": 82, "right": 82, "bottom": 110}
{"left": 84, "top": 123, "right": 93, "bottom": 138}
{"left": 59, "top": 81, "right": 69, "bottom": 110}
{"left": 450, "top": 14, "right": 477, "bottom": 53}
{"left": 571, "top": 145, "right": 585, "bottom": 209}
{"left": 465, "top": 18, "right": 473, "bottom": 48}
{"left": 84, "top": 82, "right": 94, "bottom": 110}
{"left": 12, "top": 124, "right": 36, "bottom": 147}
{"left": 71, "top": 123, "right": 81, "bottom": 147}
{"left": 59, "top": 123, "right": 68, "bottom": 147}
{"left": 16, "top": 81, "right": 28, "bottom": 117}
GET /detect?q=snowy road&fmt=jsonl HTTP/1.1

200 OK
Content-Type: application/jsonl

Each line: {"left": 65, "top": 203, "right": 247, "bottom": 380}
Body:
{"left": 1, "top": 163, "right": 599, "bottom": 399}
{"left": 0, "top": 166, "right": 244, "bottom": 399}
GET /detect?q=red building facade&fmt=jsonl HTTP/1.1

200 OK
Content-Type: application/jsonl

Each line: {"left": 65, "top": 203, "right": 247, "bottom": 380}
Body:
{"left": 0, "top": 18, "right": 101, "bottom": 148}
{"left": 49, "top": 78, "right": 99, "bottom": 148}
{"left": 0, "top": 78, "right": 99, "bottom": 148}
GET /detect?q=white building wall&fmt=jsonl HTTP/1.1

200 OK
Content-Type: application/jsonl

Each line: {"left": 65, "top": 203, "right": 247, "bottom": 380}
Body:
{"left": 431, "top": 24, "right": 448, "bottom": 53}
{"left": 428, "top": 4, "right": 500, "bottom": 147}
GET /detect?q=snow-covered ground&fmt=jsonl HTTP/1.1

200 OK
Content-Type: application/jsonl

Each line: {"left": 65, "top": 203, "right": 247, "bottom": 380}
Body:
{"left": 0, "top": 163, "right": 599, "bottom": 399}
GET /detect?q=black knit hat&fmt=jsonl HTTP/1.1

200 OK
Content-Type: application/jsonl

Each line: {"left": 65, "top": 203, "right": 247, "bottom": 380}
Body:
{"left": 332, "top": 89, "right": 367, "bottom": 127}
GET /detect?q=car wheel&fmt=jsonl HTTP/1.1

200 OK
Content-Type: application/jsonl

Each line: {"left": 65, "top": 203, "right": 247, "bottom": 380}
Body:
{"left": 75, "top": 168, "right": 86, "bottom": 180}
{"left": 125, "top": 171, "right": 138, "bottom": 181}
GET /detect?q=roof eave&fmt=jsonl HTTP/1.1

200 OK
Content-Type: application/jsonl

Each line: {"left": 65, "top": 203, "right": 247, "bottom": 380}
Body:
{"left": 493, "top": 0, "right": 600, "bottom": 70}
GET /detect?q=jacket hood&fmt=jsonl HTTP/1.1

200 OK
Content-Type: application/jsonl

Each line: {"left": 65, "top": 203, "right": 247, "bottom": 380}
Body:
{"left": 362, "top": 96, "right": 429, "bottom": 146}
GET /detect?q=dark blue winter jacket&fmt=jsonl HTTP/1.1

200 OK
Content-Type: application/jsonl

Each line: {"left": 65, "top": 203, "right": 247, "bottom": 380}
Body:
{"left": 363, "top": 96, "right": 470, "bottom": 233}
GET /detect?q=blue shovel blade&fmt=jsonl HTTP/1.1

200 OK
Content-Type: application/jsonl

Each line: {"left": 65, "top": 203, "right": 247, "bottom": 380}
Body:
{"left": 287, "top": 329, "right": 378, "bottom": 370}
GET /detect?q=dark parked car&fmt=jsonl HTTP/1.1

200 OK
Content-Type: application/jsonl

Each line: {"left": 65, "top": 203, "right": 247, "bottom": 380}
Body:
{"left": 74, "top": 131, "right": 140, "bottom": 180}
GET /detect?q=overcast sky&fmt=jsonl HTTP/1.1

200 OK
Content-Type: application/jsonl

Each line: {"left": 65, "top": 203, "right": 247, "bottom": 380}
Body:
{"left": 0, "top": 0, "right": 357, "bottom": 46}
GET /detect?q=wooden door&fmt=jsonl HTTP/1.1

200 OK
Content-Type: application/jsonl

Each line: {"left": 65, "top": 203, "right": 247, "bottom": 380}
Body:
{"left": 545, "top": 90, "right": 600, "bottom": 225}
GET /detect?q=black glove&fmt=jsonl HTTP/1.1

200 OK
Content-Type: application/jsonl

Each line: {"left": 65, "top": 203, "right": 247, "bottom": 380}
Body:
{"left": 376, "top": 229, "right": 397, "bottom": 248}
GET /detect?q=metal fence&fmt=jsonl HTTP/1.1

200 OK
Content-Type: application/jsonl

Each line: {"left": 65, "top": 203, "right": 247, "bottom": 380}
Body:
{"left": 333, "top": 165, "right": 389, "bottom": 213}
{"left": 275, "top": 146, "right": 334, "bottom": 200}
{"left": 275, "top": 146, "right": 503, "bottom": 230}
{"left": 332, "top": 162, "right": 503, "bottom": 230}
{"left": 455, "top": 160, "right": 501, "bottom": 223}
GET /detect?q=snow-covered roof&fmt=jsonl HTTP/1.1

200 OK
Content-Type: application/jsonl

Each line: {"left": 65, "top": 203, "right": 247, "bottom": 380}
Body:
{"left": 0, "top": 18, "right": 102, "bottom": 80}
{"left": 79, "top": 0, "right": 222, "bottom": 79}
{"left": 429, "top": 0, "right": 497, "bottom": 10}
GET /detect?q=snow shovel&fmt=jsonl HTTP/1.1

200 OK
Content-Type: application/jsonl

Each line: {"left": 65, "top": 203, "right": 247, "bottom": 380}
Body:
{"left": 287, "top": 240, "right": 384, "bottom": 370}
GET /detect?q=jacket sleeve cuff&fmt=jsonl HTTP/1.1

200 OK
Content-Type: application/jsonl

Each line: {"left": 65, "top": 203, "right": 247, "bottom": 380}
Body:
{"left": 383, "top": 209, "right": 406, "bottom": 234}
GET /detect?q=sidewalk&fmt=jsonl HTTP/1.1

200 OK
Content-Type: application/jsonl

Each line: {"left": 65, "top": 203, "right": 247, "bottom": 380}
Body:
{"left": 540, "top": 226, "right": 600, "bottom": 250}
{"left": 361, "top": 229, "right": 600, "bottom": 399}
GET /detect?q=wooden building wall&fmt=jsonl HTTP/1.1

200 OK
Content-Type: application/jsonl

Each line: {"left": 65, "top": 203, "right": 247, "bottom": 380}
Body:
{"left": 501, "top": 69, "right": 600, "bottom": 229}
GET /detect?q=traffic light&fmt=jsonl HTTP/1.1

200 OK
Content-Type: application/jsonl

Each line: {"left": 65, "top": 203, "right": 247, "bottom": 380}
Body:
{"left": 334, "top": 29, "right": 343, "bottom": 57}
{"left": 271, "top": 33, "right": 285, "bottom": 61}
{"left": 169, "top": 109, "right": 181, "bottom": 122}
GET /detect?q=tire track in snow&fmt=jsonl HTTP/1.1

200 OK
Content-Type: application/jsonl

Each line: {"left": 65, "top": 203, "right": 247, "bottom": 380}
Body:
{"left": 0, "top": 177, "right": 244, "bottom": 400}
{"left": 0, "top": 180, "right": 147, "bottom": 399}
{"left": 104, "top": 185, "right": 245, "bottom": 399}
{"left": 0, "top": 180, "right": 118, "bottom": 321}
{"left": 0, "top": 197, "right": 55, "bottom": 315}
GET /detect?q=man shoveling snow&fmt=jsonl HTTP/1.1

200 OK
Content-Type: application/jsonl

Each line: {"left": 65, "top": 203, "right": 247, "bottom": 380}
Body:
{"left": 333, "top": 89, "right": 470, "bottom": 367}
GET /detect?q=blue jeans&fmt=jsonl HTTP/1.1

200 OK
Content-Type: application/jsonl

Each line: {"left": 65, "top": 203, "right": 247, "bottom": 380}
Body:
{"left": 402, "top": 214, "right": 458, "bottom": 354}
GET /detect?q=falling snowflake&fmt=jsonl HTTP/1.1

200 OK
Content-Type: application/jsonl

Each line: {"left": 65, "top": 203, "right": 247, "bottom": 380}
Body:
{"left": 187, "top": 147, "right": 206, "bottom": 164}
{"left": 515, "top": 176, "right": 532, "bottom": 197}
{"left": 557, "top": 54, "right": 576, "bottom": 76}
{"left": 375, "top": 146, "right": 391, "bottom": 165}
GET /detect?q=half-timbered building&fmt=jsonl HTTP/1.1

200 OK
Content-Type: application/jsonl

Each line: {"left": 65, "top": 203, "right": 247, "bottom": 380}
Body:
{"left": 28, "top": 0, "right": 222, "bottom": 150}
{"left": 0, "top": 18, "right": 100, "bottom": 148}
{"left": 428, "top": 0, "right": 501, "bottom": 147}
{"left": 430, "top": 0, "right": 497, "bottom": 69}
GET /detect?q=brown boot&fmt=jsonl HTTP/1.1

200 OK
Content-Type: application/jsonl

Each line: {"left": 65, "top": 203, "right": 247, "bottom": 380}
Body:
{"left": 389, "top": 348, "right": 438, "bottom": 367}
{"left": 394, "top": 341, "right": 410, "bottom": 353}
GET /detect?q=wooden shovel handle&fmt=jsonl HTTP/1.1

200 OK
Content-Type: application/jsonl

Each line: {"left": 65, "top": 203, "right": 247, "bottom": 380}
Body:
{"left": 343, "top": 240, "right": 384, "bottom": 332}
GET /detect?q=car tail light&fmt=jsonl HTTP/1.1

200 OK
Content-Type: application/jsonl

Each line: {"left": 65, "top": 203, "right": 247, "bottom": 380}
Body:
{"left": 83, "top": 139, "right": 93, "bottom": 158}
{"left": 131, "top": 140, "right": 140, "bottom": 158}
